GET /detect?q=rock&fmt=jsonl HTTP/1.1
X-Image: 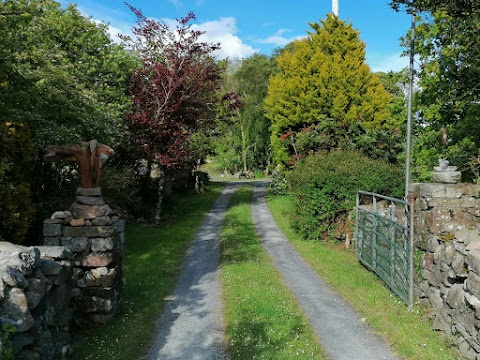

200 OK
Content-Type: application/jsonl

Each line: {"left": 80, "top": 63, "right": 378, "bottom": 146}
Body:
{"left": 466, "top": 272, "right": 480, "bottom": 299}
{"left": 112, "top": 219, "right": 126, "bottom": 233}
{"left": 50, "top": 211, "right": 68, "bottom": 220}
{"left": 458, "top": 339, "right": 477, "bottom": 360}
{"left": 25, "top": 290, "right": 43, "bottom": 310}
{"left": 76, "top": 187, "right": 102, "bottom": 196}
{"left": 70, "top": 218, "right": 86, "bottom": 227}
{"left": 465, "top": 292, "right": 480, "bottom": 318}
{"left": 28, "top": 277, "right": 46, "bottom": 297}
{"left": 61, "top": 237, "right": 89, "bottom": 253}
{"left": 11, "top": 332, "right": 34, "bottom": 353}
{"left": 36, "top": 246, "right": 72, "bottom": 260}
{"left": 43, "top": 223, "right": 62, "bottom": 237}
{"left": 447, "top": 283, "right": 465, "bottom": 309}
{"left": 422, "top": 252, "right": 434, "bottom": 270}
{"left": 82, "top": 286, "right": 116, "bottom": 298}
{"left": 1, "top": 288, "right": 34, "bottom": 332}
{"left": 75, "top": 196, "right": 105, "bottom": 206}
{"left": 91, "top": 216, "right": 110, "bottom": 226}
{"left": 426, "top": 287, "right": 443, "bottom": 310}
{"left": 75, "top": 295, "right": 113, "bottom": 314}
{"left": 70, "top": 203, "right": 112, "bottom": 220}
{"left": 39, "top": 259, "right": 62, "bottom": 276}
{"left": 422, "top": 269, "right": 442, "bottom": 287}
{"left": 44, "top": 237, "right": 60, "bottom": 246}
{"left": 80, "top": 252, "right": 113, "bottom": 268}
{"left": 1, "top": 268, "right": 28, "bottom": 288}
{"left": 85, "top": 267, "right": 116, "bottom": 287}
{"left": 0, "top": 242, "right": 38, "bottom": 276}
{"left": 451, "top": 253, "right": 467, "bottom": 278}
{"left": 432, "top": 312, "right": 452, "bottom": 336}
{"left": 457, "top": 229, "right": 480, "bottom": 246}
{"left": 63, "top": 226, "right": 115, "bottom": 238}
{"left": 426, "top": 209, "right": 451, "bottom": 234}
{"left": 432, "top": 170, "right": 461, "bottom": 184}
{"left": 90, "top": 238, "right": 114, "bottom": 252}
{"left": 467, "top": 250, "right": 480, "bottom": 276}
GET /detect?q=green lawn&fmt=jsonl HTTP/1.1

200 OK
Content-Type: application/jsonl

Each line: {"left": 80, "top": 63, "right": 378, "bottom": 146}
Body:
{"left": 220, "top": 186, "right": 325, "bottom": 359}
{"left": 69, "top": 185, "right": 223, "bottom": 360}
{"left": 267, "top": 193, "right": 459, "bottom": 360}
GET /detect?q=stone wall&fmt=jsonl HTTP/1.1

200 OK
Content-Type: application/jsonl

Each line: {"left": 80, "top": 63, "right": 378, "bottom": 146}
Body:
{"left": 43, "top": 187, "right": 125, "bottom": 326}
{"left": 410, "top": 182, "right": 480, "bottom": 359}
{"left": 0, "top": 187, "right": 125, "bottom": 359}
{"left": 0, "top": 243, "right": 74, "bottom": 359}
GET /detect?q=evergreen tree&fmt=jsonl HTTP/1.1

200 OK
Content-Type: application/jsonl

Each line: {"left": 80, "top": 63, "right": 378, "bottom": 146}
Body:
{"left": 265, "top": 15, "right": 394, "bottom": 165}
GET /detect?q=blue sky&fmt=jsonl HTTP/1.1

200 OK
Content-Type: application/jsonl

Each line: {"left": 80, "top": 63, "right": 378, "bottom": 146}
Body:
{"left": 61, "top": 0, "right": 412, "bottom": 72}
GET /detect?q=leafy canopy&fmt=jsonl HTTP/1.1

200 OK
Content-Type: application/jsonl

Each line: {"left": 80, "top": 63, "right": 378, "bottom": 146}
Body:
{"left": 124, "top": 5, "right": 222, "bottom": 167}
{"left": 265, "top": 15, "right": 394, "bottom": 164}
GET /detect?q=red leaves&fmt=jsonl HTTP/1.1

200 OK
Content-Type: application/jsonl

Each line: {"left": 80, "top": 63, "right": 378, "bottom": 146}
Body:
{"left": 124, "top": 4, "right": 222, "bottom": 168}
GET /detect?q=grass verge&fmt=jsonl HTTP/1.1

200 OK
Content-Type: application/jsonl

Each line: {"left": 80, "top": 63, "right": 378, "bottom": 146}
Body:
{"left": 69, "top": 185, "right": 223, "bottom": 360}
{"left": 220, "top": 186, "right": 325, "bottom": 359}
{"left": 267, "top": 193, "right": 459, "bottom": 360}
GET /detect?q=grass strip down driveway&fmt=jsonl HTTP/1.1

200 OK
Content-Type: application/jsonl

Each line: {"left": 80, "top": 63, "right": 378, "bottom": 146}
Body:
{"left": 70, "top": 185, "right": 224, "bottom": 360}
{"left": 220, "top": 185, "right": 325, "bottom": 359}
{"left": 267, "top": 193, "right": 459, "bottom": 360}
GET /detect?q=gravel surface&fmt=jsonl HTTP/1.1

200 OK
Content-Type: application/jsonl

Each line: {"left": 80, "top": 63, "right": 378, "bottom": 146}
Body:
{"left": 147, "top": 184, "right": 237, "bottom": 360}
{"left": 147, "top": 181, "right": 398, "bottom": 360}
{"left": 251, "top": 181, "right": 399, "bottom": 360}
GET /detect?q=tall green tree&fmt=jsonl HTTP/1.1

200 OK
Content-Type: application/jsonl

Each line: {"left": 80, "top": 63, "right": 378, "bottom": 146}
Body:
{"left": 391, "top": 0, "right": 480, "bottom": 181}
{"left": 214, "top": 55, "right": 276, "bottom": 174}
{"left": 265, "top": 15, "right": 395, "bottom": 165}
{"left": 0, "top": 0, "right": 135, "bottom": 147}
{"left": 0, "top": 0, "right": 135, "bottom": 243}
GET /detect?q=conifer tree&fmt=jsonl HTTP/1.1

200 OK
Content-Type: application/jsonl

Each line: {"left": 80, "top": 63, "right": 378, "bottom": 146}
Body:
{"left": 265, "top": 15, "right": 394, "bottom": 164}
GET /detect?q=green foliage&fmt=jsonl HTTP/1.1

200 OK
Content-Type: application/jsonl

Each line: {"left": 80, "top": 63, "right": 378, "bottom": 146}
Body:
{"left": 0, "top": 0, "right": 135, "bottom": 147}
{"left": 287, "top": 151, "right": 403, "bottom": 241}
{"left": 265, "top": 15, "right": 395, "bottom": 165}
{"left": 0, "top": 322, "right": 16, "bottom": 360}
{"left": 0, "top": 122, "right": 35, "bottom": 244}
{"left": 214, "top": 55, "right": 277, "bottom": 173}
{"left": 396, "top": 9, "right": 480, "bottom": 181}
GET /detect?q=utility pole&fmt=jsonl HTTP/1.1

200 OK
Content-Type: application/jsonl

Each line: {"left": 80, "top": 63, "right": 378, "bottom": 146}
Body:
{"left": 332, "top": 0, "right": 339, "bottom": 16}
{"left": 405, "top": 10, "right": 416, "bottom": 199}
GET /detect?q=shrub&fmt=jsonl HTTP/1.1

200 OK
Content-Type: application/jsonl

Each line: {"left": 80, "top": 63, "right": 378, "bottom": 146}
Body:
{"left": 287, "top": 151, "right": 403, "bottom": 241}
{"left": 0, "top": 122, "right": 36, "bottom": 244}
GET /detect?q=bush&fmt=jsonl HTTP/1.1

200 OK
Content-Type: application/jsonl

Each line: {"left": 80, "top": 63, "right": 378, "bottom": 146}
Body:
{"left": 287, "top": 151, "right": 403, "bottom": 241}
{"left": 0, "top": 122, "right": 36, "bottom": 244}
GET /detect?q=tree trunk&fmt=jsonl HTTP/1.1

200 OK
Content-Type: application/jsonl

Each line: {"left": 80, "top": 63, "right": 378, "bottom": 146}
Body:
{"left": 194, "top": 158, "right": 202, "bottom": 193}
{"left": 240, "top": 121, "right": 247, "bottom": 174}
{"left": 154, "top": 167, "right": 165, "bottom": 225}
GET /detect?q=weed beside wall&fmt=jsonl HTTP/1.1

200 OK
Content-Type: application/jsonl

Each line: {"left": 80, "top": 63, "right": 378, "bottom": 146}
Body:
{"left": 287, "top": 151, "right": 403, "bottom": 241}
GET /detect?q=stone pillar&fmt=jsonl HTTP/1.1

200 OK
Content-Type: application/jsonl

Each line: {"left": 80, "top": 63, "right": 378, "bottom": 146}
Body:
{"left": 43, "top": 187, "right": 125, "bottom": 326}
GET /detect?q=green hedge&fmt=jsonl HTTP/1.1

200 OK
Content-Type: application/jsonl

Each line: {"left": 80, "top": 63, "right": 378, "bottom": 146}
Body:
{"left": 287, "top": 151, "right": 403, "bottom": 241}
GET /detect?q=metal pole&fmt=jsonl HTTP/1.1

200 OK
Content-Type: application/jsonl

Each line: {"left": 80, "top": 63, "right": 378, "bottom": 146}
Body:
{"left": 405, "top": 11, "right": 416, "bottom": 199}
{"left": 408, "top": 194, "right": 416, "bottom": 309}
{"left": 332, "top": 0, "right": 339, "bottom": 16}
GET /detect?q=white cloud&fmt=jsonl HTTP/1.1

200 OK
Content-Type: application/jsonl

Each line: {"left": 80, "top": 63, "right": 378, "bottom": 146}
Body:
{"left": 367, "top": 52, "right": 409, "bottom": 73}
{"left": 257, "top": 28, "right": 306, "bottom": 47}
{"left": 192, "top": 17, "right": 258, "bottom": 59}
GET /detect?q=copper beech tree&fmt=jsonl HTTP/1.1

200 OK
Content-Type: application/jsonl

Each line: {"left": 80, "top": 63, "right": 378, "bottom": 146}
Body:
{"left": 123, "top": 4, "right": 222, "bottom": 224}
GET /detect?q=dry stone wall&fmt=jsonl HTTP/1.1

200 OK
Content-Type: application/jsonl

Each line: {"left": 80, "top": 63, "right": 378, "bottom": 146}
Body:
{"left": 0, "top": 243, "right": 73, "bottom": 359}
{"left": 0, "top": 187, "right": 125, "bottom": 359}
{"left": 410, "top": 183, "right": 480, "bottom": 359}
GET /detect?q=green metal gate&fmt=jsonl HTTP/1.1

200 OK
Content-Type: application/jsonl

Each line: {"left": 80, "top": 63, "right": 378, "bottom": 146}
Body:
{"left": 355, "top": 191, "right": 414, "bottom": 308}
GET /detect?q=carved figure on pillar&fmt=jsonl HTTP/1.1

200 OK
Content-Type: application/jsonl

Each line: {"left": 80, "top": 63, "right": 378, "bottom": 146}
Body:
{"left": 44, "top": 140, "right": 114, "bottom": 188}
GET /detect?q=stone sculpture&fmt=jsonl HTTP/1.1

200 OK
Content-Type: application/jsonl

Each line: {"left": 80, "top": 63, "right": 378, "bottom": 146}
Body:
{"left": 44, "top": 140, "right": 114, "bottom": 188}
